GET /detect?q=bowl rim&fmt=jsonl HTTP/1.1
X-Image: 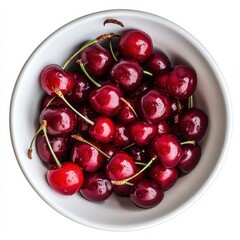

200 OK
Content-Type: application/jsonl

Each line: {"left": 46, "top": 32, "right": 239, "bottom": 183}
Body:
{"left": 9, "top": 9, "right": 233, "bottom": 231}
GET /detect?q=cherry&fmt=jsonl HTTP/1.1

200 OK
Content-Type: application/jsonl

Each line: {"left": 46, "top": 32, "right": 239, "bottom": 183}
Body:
{"left": 138, "top": 88, "right": 172, "bottom": 124}
{"left": 39, "top": 106, "right": 77, "bottom": 136}
{"left": 66, "top": 72, "right": 92, "bottom": 105}
{"left": 102, "top": 144, "right": 119, "bottom": 158}
{"left": 40, "top": 64, "right": 75, "bottom": 96}
{"left": 36, "top": 134, "right": 69, "bottom": 164}
{"left": 47, "top": 162, "right": 84, "bottom": 195}
{"left": 130, "top": 179, "right": 164, "bottom": 208}
{"left": 89, "top": 83, "right": 123, "bottom": 116}
{"left": 110, "top": 59, "right": 143, "bottom": 91}
{"left": 119, "top": 29, "right": 153, "bottom": 62}
{"left": 113, "top": 184, "right": 131, "bottom": 197}
{"left": 151, "top": 133, "right": 183, "bottom": 168}
{"left": 79, "top": 171, "right": 113, "bottom": 201}
{"left": 80, "top": 43, "right": 113, "bottom": 77}
{"left": 40, "top": 94, "right": 66, "bottom": 110}
{"left": 178, "top": 143, "right": 202, "bottom": 174}
{"left": 127, "top": 145, "right": 148, "bottom": 163}
{"left": 178, "top": 107, "right": 208, "bottom": 140}
{"left": 153, "top": 72, "right": 169, "bottom": 91}
{"left": 113, "top": 122, "right": 130, "bottom": 147}
{"left": 149, "top": 165, "right": 178, "bottom": 190}
{"left": 128, "top": 81, "right": 152, "bottom": 99}
{"left": 70, "top": 140, "right": 104, "bottom": 172}
{"left": 89, "top": 116, "right": 115, "bottom": 144}
{"left": 128, "top": 121, "right": 157, "bottom": 146}
{"left": 167, "top": 65, "right": 197, "bottom": 99}
{"left": 145, "top": 50, "right": 172, "bottom": 74}
{"left": 157, "top": 120, "right": 170, "bottom": 135}
{"left": 105, "top": 151, "right": 137, "bottom": 181}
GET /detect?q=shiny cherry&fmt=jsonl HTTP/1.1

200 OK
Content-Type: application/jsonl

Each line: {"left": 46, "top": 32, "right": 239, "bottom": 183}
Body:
{"left": 40, "top": 64, "right": 75, "bottom": 96}
{"left": 89, "top": 116, "right": 115, "bottom": 144}
{"left": 157, "top": 120, "right": 170, "bottom": 135}
{"left": 89, "top": 83, "right": 123, "bottom": 116}
{"left": 113, "top": 122, "right": 130, "bottom": 147}
{"left": 39, "top": 106, "right": 77, "bottom": 136}
{"left": 110, "top": 59, "right": 143, "bottom": 91}
{"left": 40, "top": 94, "right": 66, "bottom": 110}
{"left": 36, "top": 134, "right": 69, "bottom": 164}
{"left": 127, "top": 145, "right": 148, "bottom": 163}
{"left": 79, "top": 171, "right": 113, "bottom": 201}
{"left": 167, "top": 65, "right": 197, "bottom": 99}
{"left": 128, "top": 121, "right": 157, "bottom": 146}
{"left": 153, "top": 72, "right": 169, "bottom": 91}
{"left": 70, "top": 140, "right": 104, "bottom": 172}
{"left": 178, "top": 107, "right": 208, "bottom": 140}
{"left": 178, "top": 143, "right": 202, "bottom": 174}
{"left": 47, "top": 162, "right": 84, "bottom": 195}
{"left": 151, "top": 133, "right": 183, "bottom": 168}
{"left": 145, "top": 50, "right": 171, "bottom": 74}
{"left": 119, "top": 29, "right": 153, "bottom": 62}
{"left": 138, "top": 89, "right": 172, "bottom": 124}
{"left": 130, "top": 179, "right": 164, "bottom": 208}
{"left": 80, "top": 43, "right": 113, "bottom": 77}
{"left": 149, "top": 165, "right": 178, "bottom": 190}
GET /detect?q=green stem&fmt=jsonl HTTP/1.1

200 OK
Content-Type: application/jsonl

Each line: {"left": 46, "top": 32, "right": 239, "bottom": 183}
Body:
{"left": 55, "top": 90, "right": 94, "bottom": 126}
{"left": 109, "top": 39, "right": 118, "bottom": 61}
{"left": 71, "top": 134, "right": 111, "bottom": 159}
{"left": 77, "top": 60, "right": 101, "bottom": 88}
{"left": 111, "top": 155, "right": 157, "bottom": 185}
{"left": 181, "top": 140, "right": 196, "bottom": 146}
{"left": 188, "top": 95, "right": 194, "bottom": 109}
{"left": 122, "top": 142, "right": 136, "bottom": 150}
{"left": 120, "top": 98, "right": 138, "bottom": 119}
{"left": 143, "top": 70, "right": 153, "bottom": 76}
{"left": 42, "top": 124, "right": 62, "bottom": 168}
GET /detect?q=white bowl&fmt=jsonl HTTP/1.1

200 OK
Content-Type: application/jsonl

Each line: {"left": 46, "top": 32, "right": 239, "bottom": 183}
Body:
{"left": 10, "top": 9, "right": 232, "bottom": 231}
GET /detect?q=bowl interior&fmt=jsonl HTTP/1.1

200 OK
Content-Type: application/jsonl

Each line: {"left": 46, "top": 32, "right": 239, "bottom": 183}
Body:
{"left": 10, "top": 9, "right": 231, "bottom": 231}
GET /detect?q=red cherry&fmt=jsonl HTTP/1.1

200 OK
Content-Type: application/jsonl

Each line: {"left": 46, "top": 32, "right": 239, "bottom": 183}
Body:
{"left": 47, "top": 162, "right": 84, "bottom": 195}
{"left": 119, "top": 29, "right": 153, "bottom": 62}
{"left": 149, "top": 165, "right": 178, "bottom": 190}
{"left": 40, "top": 64, "right": 75, "bottom": 96}
{"left": 128, "top": 121, "right": 157, "bottom": 146}
{"left": 151, "top": 134, "right": 183, "bottom": 168}
{"left": 113, "top": 122, "right": 130, "bottom": 147}
{"left": 89, "top": 116, "right": 115, "bottom": 144}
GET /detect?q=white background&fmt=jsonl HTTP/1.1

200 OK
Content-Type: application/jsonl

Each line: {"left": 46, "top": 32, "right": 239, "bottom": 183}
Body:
{"left": 0, "top": 0, "right": 239, "bottom": 239}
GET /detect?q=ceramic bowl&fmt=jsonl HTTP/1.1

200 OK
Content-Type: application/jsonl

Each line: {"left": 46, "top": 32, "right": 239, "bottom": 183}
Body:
{"left": 10, "top": 9, "right": 232, "bottom": 231}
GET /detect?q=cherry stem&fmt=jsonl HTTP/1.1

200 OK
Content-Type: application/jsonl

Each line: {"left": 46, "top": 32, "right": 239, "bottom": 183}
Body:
{"left": 103, "top": 18, "right": 124, "bottom": 27}
{"left": 181, "top": 140, "right": 196, "bottom": 146}
{"left": 76, "top": 59, "right": 101, "bottom": 88}
{"left": 42, "top": 122, "right": 62, "bottom": 168}
{"left": 62, "top": 33, "right": 116, "bottom": 70}
{"left": 55, "top": 90, "right": 94, "bottom": 126}
{"left": 45, "top": 96, "right": 56, "bottom": 108}
{"left": 120, "top": 98, "right": 138, "bottom": 119}
{"left": 111, "top": 155, "right": 158, "bottom": 185}
{"left": 188, "top": 95, "right": 194, "bottom": 109}
{"left": 143, "top": 70, "right": 153, "bottom": 76}
{"left": 28, "top": 120, "right": 47, "bottom": 159}
{"left": 109, "top": 39, "right": 118, "bottom": 61}
{"left": 71, "top": 134, "right": 111, "bottom": 159}
{"left": 135, "top": 161, "right": 147, "bottom": 166}
{"left": 122, "top": 142, "right": 135, "bottom": 150}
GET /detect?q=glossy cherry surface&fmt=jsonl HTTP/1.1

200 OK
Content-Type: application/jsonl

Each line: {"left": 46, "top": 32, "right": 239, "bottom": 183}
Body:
{"left": 130, "top": 179, "right": 164, "bottom": 208}
{"left": 47, "top": 162, "right": 84, "bottom": 195}
{"left": 113, "top": 122, "right": 130, "bottom": 147}
{"left": 40, "top": 64, "right": 75, "bottom": 96}
{"left": 79, "top": 171, "right": 113, "bottom": 201}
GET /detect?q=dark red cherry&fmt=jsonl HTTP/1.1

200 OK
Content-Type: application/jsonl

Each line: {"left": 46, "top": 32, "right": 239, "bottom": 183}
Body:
{"left": 128, "top": 81, "right": 152, "bottom": 99}
{"left": 40, "top": 94, "right": 66, "bottom": 110}
{"left": 167, "top": 65, "right": 197, "bottom": 99}
{"left": 39, "top": 106, "right": 77, "bottom": 136}
{"left": 89, "top": 83, "right": 123, "bottom": 116}
{"left": 127, "top": 145, "right": 148, "bottom": 163}
{"left": 116, "top": 98, "right": 137, "bottom": 124}
{"left": 119, "top": 29, "right": 153, "bottom": 62}
{"left": 157, "top": 120, "right": 170, "bottom": 135}
{"left": 149, "top": 165, "right": 178, "bottom": 190}
{"left": 153, "top": 72, "right": 169, "bottom": 92}
{"left": 130, "top": 179, "right": 164, "bottom": 208}
{"left": 40, "top": 64, "right": 75, "bottom": 96}
{"left": 36, "top": 134, "right": 69, "bottom": 164}
{"left": 79, "top": 171, "right": 113, "bottom": 201}
{"left": 89, "top": 116, "right": 115, "bottom": 144}
{"left": 70, "top": 140, "right": 104, "bottom": 172}
{"left": 80, "top": 43, "right": 113, "bottom": 77}
{"left": 138, "top": 89, "right": 172, "bottom": 124}
{"left": 113, "top": 122, "right": 130, "bottom": 147}
{"left": 178, "top": 107, "right": 208, "bottom": 140}
{"left": 105, "top": 151, "right": 136, "bottom": 181}
{"left": 66, "top": 72, "right": 92, "bottom": 105}
{"left": 145, "top": 50, "right": 171, "bottom": 74}
{"left": 47, "top": 162, "right": 84, "bottom": 195}
{"left": 110, "top": 59, "right": 143, "bottom": 91}
{"left": 128, "top": 121, "right": 157, "bottom": 146}
{"left": 151, "top": 134, "right": 183, "bottom": 168}
{"left": 113, "top": 184, "right": 131, "bottom": 197}
{"left": 102, "top": 144, "right": 119, "bottom": 158}
{"left": 170, "top": 97, "right": 189, "bottom": 117}
{"left": 178, "top": 143, "right": 202, "bottom": 174}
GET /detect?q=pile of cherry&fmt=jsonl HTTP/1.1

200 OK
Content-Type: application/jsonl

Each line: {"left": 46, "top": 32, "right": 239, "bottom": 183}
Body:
{"left": 28, "top": 20, "right": 208, "bottom": 209}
